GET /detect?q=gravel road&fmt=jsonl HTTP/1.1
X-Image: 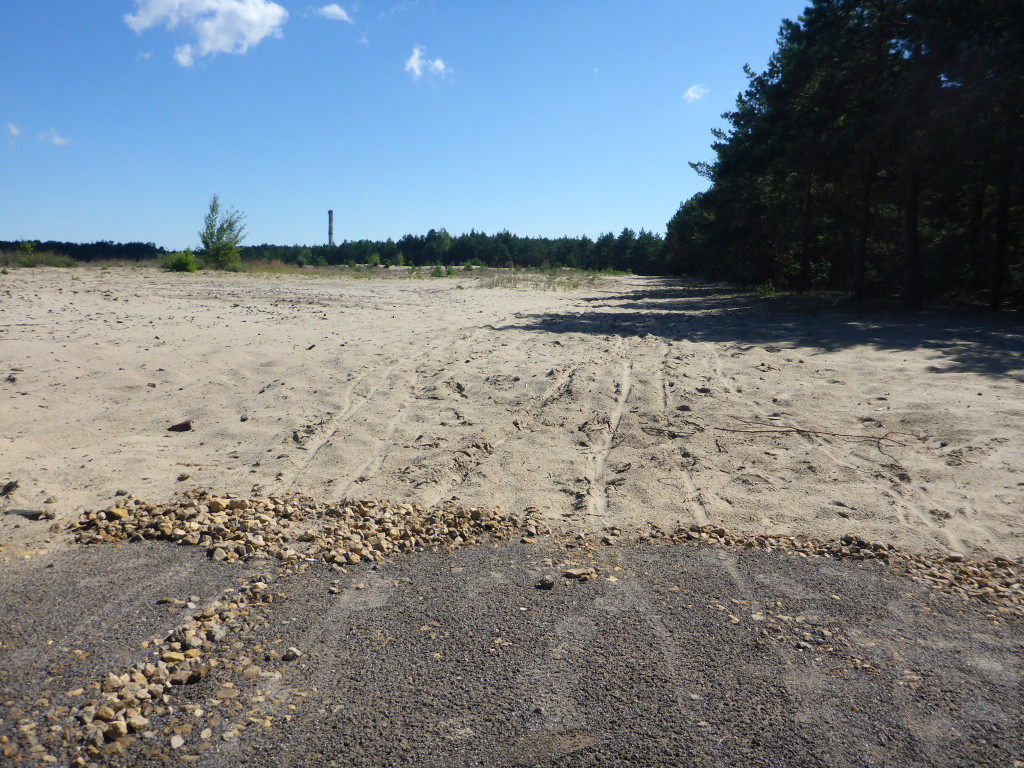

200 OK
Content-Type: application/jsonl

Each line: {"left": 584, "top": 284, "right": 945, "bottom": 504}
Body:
{"left": 2, "top": 533, "right": 1021, "bottom": 767}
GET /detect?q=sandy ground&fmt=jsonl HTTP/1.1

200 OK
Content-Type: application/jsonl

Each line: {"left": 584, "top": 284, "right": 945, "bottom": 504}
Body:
{"left": 2, "top": 265, "right": 1023, "bottom": 766}
{"left": 2, "top": 265, "right": 1023, "bottom": 560}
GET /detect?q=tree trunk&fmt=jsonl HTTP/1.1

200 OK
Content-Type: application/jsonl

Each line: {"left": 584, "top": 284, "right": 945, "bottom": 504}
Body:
{"left": 991, "top": 173, "right": 1009, "bottom": 310}
{"left": 853, "top": 173, "right": 872, "bottom": 302}
{"left": 798, "top": 175, "right": 813, "bottom": 293}
{"left": 903, "top": 177, "right": 922, "bottom": 310}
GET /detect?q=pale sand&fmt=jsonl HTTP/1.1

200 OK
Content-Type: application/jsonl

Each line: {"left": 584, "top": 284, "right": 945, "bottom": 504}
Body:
{"left": 2, "top": 265, "right": 1022, "bottom": 560}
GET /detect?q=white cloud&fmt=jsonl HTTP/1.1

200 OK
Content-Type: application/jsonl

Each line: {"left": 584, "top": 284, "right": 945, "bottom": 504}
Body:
{"left": 404, "top": 45, "right": 449, "bottom": 80}
{"left": 40, "top": 128, "right": 69, "bottom": 146}
{"left": 317, "top": 4, "right": 353, "bottom": 23}
{"left": 124, "top": 0, "right": 289, "bottom": 66}
{"left": 5, "top": 123, "right": 20, "bottom": 138}
{"left": 174, "top": 43, "right": 195, "bottom": 65}
{"left": 683, "top": 84, "right": 708, "bottom": 103}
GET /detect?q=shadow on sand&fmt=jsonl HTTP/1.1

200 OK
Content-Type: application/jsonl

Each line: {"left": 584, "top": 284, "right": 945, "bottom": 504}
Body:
{"left": 500, "top": 279, "right": 1024, "bottom": 379}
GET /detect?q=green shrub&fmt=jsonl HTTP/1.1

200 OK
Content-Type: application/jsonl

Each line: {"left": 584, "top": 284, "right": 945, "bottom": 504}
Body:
{"left": 198, "top": 194, "right": 246, "bottom": 270}
{"left": 756, "top": 280, "right": 776, "bottom": 298}
{"left": 430, "top": 265, "right": 445, "bottom": 278}
{"left": 161, "top": 248, "right": 200, "bottom": 272}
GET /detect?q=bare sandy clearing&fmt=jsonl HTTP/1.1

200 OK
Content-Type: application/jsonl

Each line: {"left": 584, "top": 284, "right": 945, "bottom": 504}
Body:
{"left": 2, "top": 266, "right": 1022, "bottom": 560}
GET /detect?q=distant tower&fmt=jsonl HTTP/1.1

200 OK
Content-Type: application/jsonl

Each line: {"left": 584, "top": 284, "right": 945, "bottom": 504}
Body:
{"left": 328, "top": 210, "right": 335, "bottom": 247}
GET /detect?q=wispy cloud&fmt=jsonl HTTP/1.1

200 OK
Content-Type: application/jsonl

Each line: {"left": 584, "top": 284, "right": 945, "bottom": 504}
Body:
{"left": 404, "top": 45, "right": 449, "bottom": 80}
{"left": 380, "top": 0, "right": 418, "bottom": 20}
{"left": 124, "top": 0, "right": 289, "bottom": 67}
{"left": 316, "top": 4, "right": 353, "bottom": 23}
{"left": 40, "top": 128, "right": 69, "bottom": 147}
{"left": 683, "top": 84, "right": 708, "bottom": 103}
{"left": 5, "top": 123, "right": 21, "bottom": 144}
{"left": 137, "top": 51, "right": 152, "bottom": 61}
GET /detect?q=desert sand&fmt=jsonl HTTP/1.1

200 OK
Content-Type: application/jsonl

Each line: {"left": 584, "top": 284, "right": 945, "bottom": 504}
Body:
{"left": 2, "top": 265, "right": 1022, "bottom": 560}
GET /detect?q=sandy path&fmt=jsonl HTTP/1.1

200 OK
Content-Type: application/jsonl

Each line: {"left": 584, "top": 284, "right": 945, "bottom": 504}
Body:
{"left": 2, "top": 266, "right": 1022, "bottom": 560}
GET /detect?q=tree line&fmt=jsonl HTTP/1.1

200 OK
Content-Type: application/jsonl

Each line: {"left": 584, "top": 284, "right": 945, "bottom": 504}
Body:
{"left": 245, "top": 228, "right": 665, "bottom": 273}
{"left": 0, "top": 240, "right": 166, "bottom": 262}
{"left": 665, "top": 0, "right": 1023, "bottom": 308}
{"left": 2, "top": 228, "right": 666, "bottom": 274}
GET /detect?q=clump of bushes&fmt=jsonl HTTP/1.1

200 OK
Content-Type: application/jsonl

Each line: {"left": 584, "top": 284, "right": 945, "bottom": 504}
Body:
{"left": 161, "top": 248, "right": 200, "bottom": 272}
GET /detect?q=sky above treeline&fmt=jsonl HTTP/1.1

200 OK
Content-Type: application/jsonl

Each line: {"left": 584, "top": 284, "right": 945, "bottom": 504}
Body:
{"left": 1, "top": 1, "right": 809, "bottom": 250}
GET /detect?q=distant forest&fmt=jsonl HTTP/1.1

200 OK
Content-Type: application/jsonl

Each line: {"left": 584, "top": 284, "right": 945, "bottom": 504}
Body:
{"left": 0, "top": 228, "right": 666, "bottom": 275}
{"left": 245, "top": 228, "right": 665, "bottom": 273}
{"left": 665, "top": 0, "right": 1023, "bottom": 308}
{"left": 5, "top": 1, "right": 1021, "bottom": 307}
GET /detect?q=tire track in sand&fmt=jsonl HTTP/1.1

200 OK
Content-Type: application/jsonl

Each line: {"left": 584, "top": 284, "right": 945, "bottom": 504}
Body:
{"left": 582, "top": 356, "right": 633, "bottom": 519}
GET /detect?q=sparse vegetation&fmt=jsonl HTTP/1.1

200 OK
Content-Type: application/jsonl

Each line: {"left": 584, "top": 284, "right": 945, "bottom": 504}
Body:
{"left": 0, "top": 246, "right": 77, "bottom": 269}
{"left": 480, "top": 267, "right": 591, "bottom": 291}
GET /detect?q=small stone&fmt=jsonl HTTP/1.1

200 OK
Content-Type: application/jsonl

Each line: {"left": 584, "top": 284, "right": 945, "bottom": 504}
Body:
{"left": 242, "top": 665, "right": 262, "bottom": 681}
{"left": 162, "top": 651, "right": 186, "bottom": 663}
{"left": 177, "top": 473, "right": 191, "bottom": 482}
{"left": 168, "top": 419, "right": 194, "bottom": 432}
{"left": 95, "top": 705, "right": 116, "bottom": 723}
{"left": 200, "top": 728, "right": 212, "bottom": 740}
{"left": 103, "top": 719, "right": 128, "bottom": 741}
{"left": 564, "top": 567, "right": 596, "bottom": 581}
{"left": 538, "top": 575, "right": 555, "bottom": 590}
{"left": 208, "top": 626, "right": 229, "bottom": 642}
{"left": 282, "top": 647, "right": 302, "bottom": 662}
{"left": 170, "top": 734, "right": 185, "bottom": 749}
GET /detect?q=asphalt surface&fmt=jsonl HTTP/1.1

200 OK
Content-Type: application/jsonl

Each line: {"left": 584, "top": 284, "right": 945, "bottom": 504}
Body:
{"left": 1, "top": 536, "right": 1022, "bottom": 767}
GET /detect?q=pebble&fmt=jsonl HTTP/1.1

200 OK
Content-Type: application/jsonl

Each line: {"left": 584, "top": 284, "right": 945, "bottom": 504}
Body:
{"left": 70, "top": 490, "right": 550, "bottom": 573}
{"left": 666, "top": 523, "right": 1022, "bottom": 615}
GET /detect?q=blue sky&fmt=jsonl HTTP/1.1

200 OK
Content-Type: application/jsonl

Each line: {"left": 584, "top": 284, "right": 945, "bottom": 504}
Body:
{"left": 1, "top": 1, "right": 809, "bottom": 250}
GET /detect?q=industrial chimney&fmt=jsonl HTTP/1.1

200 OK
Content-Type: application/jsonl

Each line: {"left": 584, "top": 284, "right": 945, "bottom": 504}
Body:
{"left": 328, "top": 210, "right": 335, "bottom": 247}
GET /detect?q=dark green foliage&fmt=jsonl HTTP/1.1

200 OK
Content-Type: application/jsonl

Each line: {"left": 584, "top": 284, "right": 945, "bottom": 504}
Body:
{"left": 243, "top": 228, "right": 665, "bottom": 274}
{"left": 5, "top": 228, "right": 664, "bottom": 277}
{"left": 0, "top": 240, "right": 163, "bottom": 262}
{"left": 665, "top": 0, "right": 1024, "bottom": 308}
